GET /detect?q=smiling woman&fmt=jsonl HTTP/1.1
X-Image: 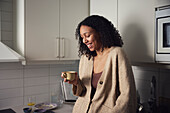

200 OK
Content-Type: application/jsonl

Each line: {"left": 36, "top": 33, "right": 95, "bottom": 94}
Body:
{"left": 80, "top": 25, "right": 101, "bottom": 52}
{"left": 61, "top": 15, "right": 137, "bottom": 113}
{"left": 76, "top": 15, "right": 123, "bottom": 59}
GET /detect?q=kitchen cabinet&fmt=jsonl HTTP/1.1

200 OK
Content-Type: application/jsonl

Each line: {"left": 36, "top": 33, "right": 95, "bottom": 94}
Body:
{"left": 118, "top": 0, "right": 155, "bottom": 63}
{"left": 154, "top": 0, "right": 170, "bottom": 8}
{"left": 90, "top": 0, "right": 118, "bottom": 28}
{"left": 13, "top": 0, "right": 89, "bottom": 63}
{"left": 90, "top": 0, "right": 155, "bottom": 63}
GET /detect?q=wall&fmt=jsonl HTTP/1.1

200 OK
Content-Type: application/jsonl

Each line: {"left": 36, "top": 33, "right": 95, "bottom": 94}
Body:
{"left": 0, "top": 62, "right": 170, "bottom": 110}
{"left": 0, "top": 0, "right": 170, "bottom": 111}
{"left": 0, "top": 0, "right": 13, "bottom": 48}
{"left": 132, "top": 66, "right": 170, "bottom": 112}
{"left": 0, "top": 61, "right": 79, "bottom": 109}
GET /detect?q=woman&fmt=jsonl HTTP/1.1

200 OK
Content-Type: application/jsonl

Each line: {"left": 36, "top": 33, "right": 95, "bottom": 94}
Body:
{"left": 62, "top": 15, "right": 137, "bottom": 113}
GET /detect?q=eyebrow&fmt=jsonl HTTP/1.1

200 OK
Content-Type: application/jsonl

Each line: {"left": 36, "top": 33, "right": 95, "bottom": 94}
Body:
{"left": 80, "top": 32, "right": 90, "bottom": 37}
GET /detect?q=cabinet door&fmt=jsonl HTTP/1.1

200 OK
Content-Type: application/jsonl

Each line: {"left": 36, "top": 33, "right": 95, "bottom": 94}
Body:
{"left": 90, "top": 0, "right": 118, "bottom": 27}
{"left": 118, "top": 0, "right": 155, "bottom": 63}
{"left": 25, "top": 0, "right": 60, "bottom": 60}
{"left": 60, "top": 0, "right": 89, "bottom": 60}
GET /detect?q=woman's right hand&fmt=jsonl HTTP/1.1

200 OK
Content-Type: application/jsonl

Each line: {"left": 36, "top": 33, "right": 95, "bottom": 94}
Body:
{"left": 61, "top": 72, "right": 78, "bottom": 86}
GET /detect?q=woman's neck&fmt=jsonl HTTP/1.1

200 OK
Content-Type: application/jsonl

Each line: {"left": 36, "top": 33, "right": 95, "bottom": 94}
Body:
{"left": 96, "top": 47, "right": 111, "bottom": 57}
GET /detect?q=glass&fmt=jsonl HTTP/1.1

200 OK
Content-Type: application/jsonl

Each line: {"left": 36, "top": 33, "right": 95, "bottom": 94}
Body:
{"left": 163, "top": 23, "right": 170, "bottom": 47}
{"left": 50, "top": 85, "right": 64, "bottom": 107}
{"left": 27, "top": 96, "right": 36, "bottom": 107}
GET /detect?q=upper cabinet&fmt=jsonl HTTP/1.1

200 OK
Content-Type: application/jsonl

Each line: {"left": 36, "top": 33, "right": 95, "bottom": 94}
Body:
{"left": 118, "top": 0, "right": 155, "bottom": 63}
{"left": 13, "top": 0, "right": 89, "bottom": 62}
{"left": 90, "top": 0, "right": 155, "bottom": 63}
{"left": 155, "top": 0, "right": 170, "bottom": 8}
{"left": 90, "top": 0, "right": 118, "bottom": 28}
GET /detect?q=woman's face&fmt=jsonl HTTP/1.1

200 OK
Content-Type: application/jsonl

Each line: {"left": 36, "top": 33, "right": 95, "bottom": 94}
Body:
{"left": 80, "top": 25, "right": 102, "bottom": 52}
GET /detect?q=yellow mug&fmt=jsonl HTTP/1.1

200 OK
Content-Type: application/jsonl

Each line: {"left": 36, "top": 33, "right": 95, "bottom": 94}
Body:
{"left": 62, "top": 71, "right": 76, "bottom": 81}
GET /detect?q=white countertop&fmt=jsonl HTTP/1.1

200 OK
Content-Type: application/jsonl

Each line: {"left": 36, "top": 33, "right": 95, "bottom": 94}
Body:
{"left": 11, "top": 103, "right": 74, "bottom": 113}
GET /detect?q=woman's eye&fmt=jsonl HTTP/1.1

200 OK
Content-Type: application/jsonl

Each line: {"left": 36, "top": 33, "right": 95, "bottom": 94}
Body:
{"left": 85, "top": 34, "right": 90, "bottom": 38}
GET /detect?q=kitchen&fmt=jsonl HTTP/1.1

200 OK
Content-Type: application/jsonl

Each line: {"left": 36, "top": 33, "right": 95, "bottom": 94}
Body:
{"left": 0, "top": 0, "right": 170, "bottom": 113}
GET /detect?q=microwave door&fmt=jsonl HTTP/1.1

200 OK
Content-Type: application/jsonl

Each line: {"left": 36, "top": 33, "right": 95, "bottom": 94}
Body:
{"left": 157, "top": 17, "right": 170, "bottom": 53}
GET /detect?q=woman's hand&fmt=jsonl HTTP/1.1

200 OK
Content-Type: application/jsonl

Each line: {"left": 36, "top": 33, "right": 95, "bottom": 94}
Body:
{"left": 61, "top": 72, "right": 78, "bottom": 86}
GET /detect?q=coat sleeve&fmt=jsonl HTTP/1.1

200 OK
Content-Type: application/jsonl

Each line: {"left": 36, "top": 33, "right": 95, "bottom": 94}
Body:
{"left": 72, "top": 56, "right": 86, "bottom": 96}
{"left": 112, "top": 49, "right": 137, "bottom": 113}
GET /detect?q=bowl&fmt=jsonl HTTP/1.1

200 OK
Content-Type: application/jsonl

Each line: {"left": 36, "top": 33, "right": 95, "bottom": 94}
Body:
{"left": 23, "top": 107, "right": 32, "bottom": 113}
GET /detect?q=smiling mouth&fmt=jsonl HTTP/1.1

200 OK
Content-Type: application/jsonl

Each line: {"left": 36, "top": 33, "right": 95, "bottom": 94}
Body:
{"left": 87, "top": 43, "right": 92, "bottom": 48}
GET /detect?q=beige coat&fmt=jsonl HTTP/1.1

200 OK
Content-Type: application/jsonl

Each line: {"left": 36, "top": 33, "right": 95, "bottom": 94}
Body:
{"left": 72, "top": 47, "right": 137, "bottom": 113}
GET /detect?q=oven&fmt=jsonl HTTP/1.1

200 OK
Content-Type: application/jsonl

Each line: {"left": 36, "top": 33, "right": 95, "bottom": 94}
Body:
{"left": 155, "top": 6, "right": 170, "bottom": 62}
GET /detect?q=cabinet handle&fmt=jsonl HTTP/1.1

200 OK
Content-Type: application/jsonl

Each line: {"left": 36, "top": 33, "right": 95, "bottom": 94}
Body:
{"left": 61, "top": 38, "right": 65, "bottom": 58}
{"left": 56, "top": 38, "right": 60, "bottom": 58}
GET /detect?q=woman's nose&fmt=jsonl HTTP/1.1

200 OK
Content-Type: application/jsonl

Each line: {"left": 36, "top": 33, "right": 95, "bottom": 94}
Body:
{"left": 83, "top": 38, "right": 87, "bottom": 43}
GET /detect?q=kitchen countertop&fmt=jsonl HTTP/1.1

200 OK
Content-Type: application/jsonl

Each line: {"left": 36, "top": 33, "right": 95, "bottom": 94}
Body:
{"left": 11, "top": 103, "right": 74, "bottom": 113}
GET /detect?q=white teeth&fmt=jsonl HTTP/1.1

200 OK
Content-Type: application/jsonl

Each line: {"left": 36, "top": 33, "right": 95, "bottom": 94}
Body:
{"left": 87, "top": 44, "right": 92, "bottom": 48}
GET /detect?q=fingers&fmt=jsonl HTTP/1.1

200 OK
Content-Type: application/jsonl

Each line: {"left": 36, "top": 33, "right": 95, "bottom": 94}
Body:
{"left": 63, "top": 78, "right": 68, "bottom": 82}
{"left": 61, "top": 72, "right": 65, "bottom": 79}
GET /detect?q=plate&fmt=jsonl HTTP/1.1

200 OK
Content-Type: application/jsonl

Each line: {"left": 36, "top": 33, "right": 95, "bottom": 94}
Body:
{"left": 35, "top": 102, "right": 57, "bottom": 110}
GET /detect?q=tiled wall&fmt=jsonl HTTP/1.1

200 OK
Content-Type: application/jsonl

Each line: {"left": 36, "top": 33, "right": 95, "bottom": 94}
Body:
{"left": 132, "top": 66, "right": 159, "bottom": 103}
{"left": 132, "top": 66, "right": 170, "bottom": 108}
{"left": 0, "top": 61, "right": 79, "bottom": 109}
{"left": 0, "top": 0, "right": 13, "bottom": 48}
{"left": 1, "top": 62, "right": 170, "bottom": 109}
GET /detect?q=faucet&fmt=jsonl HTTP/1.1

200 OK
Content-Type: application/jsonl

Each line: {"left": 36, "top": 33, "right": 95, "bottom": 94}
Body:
{"left": 148, "top": 76, "right": 157, "bottom": 113}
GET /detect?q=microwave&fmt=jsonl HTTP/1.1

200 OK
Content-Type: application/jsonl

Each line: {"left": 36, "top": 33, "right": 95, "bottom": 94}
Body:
{"left": 155, "top": 6, "right": 170, "bottom": 62}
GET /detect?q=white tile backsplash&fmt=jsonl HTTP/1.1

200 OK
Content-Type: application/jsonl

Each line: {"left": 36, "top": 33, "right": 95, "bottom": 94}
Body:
{"left": 0, "top": 97, "right": 23, "bottom": 109}
{"left": 24, "top": 93, "right": 49, "bottom": 105}
{"left": 1, "top": 21, "right": 12, "bottom": 31}
{"left": 0, "top": 61, "right": 79, "bottom": 109}
{"left": 50, "top": 75, "right": 62, "bottom": 84}
{"left": 24, "top": 77, "right": 49, "bottom": 87}
{"left": 0, "top": 0, "right": 13, "bottom": 2}
{"left": 0, "top": 63, "right": 23, "bottom": 70}
{"left": 1, "top": 11, "right": 12, "bottom": 22}
{"left": 0, "top": 0, "right": 13, "bottom": 48}
{"left": 0, "top": 69, "right": 23, "bottom": 79}
{"left": 24, "top": 85, "right": 49, "bottom": 96}
{"left": 0, "top": 88, "right": 23, "bottom": 99}
{"left": 0, "top": 1, "right": 12, "bottom": 12}
{"left": 0, "top": 62, "right": 170, "bottom": 109}
{"left": 24, "top": 67, "right": 49, "bottom": 78}
{"left": 0, "top": 79, "right": 23, "bottom": 89}
{"left": 50, "top": 67, "right": 69, "bottom": 76}
{"left": 1, "top": 31, "right": 13, "bottom": 40}
{"left": 132, "top": 66, "right": 160, "bottom": 104}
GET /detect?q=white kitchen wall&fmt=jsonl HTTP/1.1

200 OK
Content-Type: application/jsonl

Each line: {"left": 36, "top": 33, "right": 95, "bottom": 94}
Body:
{"left": 0, "top": 61, "right": 79, "bottom": 109}
{"left": 1, "top": 62, "right": 170, "bottom": 109}
{"left": 132, "top": 66, "right": 170, "bottom": 110}
{"left": 0, "top": 0, "right": 13, "bottom": 48}
{"left": 132, "top": 66, "right": 159, "bottom": 103}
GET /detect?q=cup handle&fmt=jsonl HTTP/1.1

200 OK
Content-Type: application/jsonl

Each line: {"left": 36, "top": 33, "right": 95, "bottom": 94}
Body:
{"left": 62, "top": 73, "right": 67, "bottom": 78}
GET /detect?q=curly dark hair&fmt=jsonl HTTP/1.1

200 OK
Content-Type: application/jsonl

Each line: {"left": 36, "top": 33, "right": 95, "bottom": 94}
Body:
{"left": 75, "top": 15, "right": 123, "bottom": 59}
